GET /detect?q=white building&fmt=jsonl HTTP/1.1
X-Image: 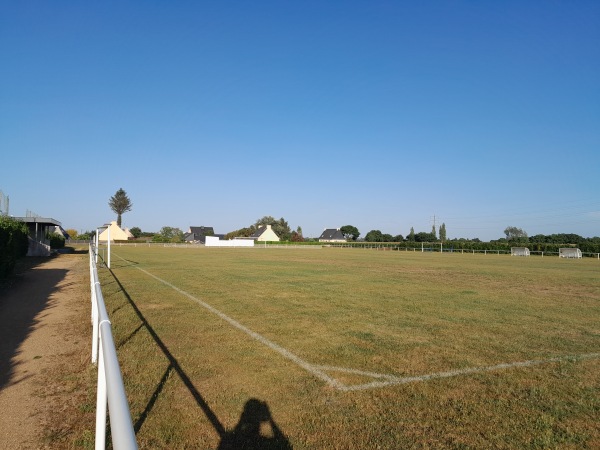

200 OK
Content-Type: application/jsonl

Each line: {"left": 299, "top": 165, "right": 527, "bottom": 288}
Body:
{"left": 250, "top": 224, "right": 280, "bottom": 242}
{"left": 98, "top": 221, "right": 133, "bottom": 242}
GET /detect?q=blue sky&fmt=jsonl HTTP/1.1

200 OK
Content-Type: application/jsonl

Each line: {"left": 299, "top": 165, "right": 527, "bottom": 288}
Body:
{"left": 1, "top": 1, "right": 599, "bottom": 240}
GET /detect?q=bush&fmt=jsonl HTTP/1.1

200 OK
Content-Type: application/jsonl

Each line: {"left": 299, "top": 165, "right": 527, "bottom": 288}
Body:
{"left": 76, "top": 231, "right": 94, "bottom": 240}
{"left": 47, "top": 233, "right": 65, "bottom": 249}
{"left": 0, "top": 216, "right": 29, "bottom": 279}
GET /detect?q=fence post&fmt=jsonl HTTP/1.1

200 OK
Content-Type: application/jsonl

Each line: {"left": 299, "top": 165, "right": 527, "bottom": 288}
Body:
{"left": 90, "top": 250, "right": 94, "bottom": 324}
{"left": 107, "top": 228, "right": 111, "bottom": 269}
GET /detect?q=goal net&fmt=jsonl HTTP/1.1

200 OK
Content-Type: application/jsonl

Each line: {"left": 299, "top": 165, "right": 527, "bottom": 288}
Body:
{"left": 559, "top": 248, "right": 582, "bottom": 258}
{"left": 511, "top": 247, "right": 530, "bottom": 256}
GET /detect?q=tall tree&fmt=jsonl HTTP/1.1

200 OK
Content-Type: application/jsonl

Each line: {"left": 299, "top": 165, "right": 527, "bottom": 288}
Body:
{"left": 108, "top": 188, "right": 133, "bottom": 227}
{"left": 152, "top": 226, "right": 184, "bottom": 243}
{"left": 408, "top": 227, "right": 415, "bottom": 241}
{"left": 365, "top": 230, "right": 384, "bottom": 242}
{"left": 129, "top": 227, "right": 142, "bottom": 238}
{"left": 504, "top": 226, "right": 528, "bottom": 241}
{"left": 431, "top": 224, "right": 437, "bottom": 240}
{"left": 225, "top": 227, "right": 254, "bottom": 240}
{"left": 255, "top": 216, "right": 292, "bottom": 241}
{"left": 414, "top": 231, "right": 436, "bottom": 242}
{"left": 340, "top": 225, "right": 360, "bottom": 241}
{"left": 439, "top": 223, "right": 447, "bottom": 242}
{"left": 290, "top": 225, "right": 304, "bottom": 242}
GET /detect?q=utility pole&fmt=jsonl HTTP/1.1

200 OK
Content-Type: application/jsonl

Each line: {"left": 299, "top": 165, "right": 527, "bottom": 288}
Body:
{"left": 431, "top": 214, "right": 438, "bottom": 239}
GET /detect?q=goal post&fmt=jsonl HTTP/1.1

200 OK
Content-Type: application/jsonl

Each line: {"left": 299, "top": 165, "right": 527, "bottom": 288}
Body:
{"left": 559, "top": 248, "right": 582, "bottom": 258}
{"left": 511, "top": 247, "right": 530, "bottom": 257}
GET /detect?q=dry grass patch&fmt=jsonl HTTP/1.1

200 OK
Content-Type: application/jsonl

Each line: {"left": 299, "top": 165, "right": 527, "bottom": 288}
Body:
{"left": 97, "top": 247, "right": 600, "bottom": 448}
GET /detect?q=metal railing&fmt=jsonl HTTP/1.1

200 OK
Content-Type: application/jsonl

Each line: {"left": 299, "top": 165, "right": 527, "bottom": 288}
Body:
{"left": 324, "top": 242, "right": 600, "bottom": 259}
{"left": 89, "top": 243, "right": 138, "bottom": 450}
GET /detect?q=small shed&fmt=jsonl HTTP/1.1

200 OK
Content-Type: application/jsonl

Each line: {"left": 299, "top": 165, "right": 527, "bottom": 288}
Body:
{"left": 14, "top": 216, "right": 63, "bottom": 256}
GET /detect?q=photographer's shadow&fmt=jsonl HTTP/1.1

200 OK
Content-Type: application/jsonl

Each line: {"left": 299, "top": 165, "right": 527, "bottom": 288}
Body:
{"left": 218, "top": 398, "right": 292, "bottom": 450}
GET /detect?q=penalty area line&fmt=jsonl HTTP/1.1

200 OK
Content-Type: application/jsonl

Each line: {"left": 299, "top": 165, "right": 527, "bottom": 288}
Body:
{"left": 333, "top": 352, "right": 600, "bottom": 391}
{"left": 112, "top": 254, "right": 346, "bottom": 390}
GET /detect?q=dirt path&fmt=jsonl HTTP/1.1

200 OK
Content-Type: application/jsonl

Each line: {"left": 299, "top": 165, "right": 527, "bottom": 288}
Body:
{"left": 0, "top": 253, "right": 92, "bottom": 449}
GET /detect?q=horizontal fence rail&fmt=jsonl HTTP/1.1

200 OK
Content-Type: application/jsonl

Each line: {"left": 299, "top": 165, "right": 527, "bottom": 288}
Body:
{"left": 323, "top": 243, "right": 600, "bottom": 259}
{"left": 89, "top": 243, "right": 138, "bottom": 450}
{"left": 88, "top": 240, "right": 600, "bottom": 259}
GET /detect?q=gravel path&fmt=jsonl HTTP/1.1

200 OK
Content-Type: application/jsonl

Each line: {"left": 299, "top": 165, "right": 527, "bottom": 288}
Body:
{"left": 0, "top": 254, "right": 90, "bottom": 449}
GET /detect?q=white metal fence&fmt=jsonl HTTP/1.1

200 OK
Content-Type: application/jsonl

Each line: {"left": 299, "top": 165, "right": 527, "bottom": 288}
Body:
{"left": 325, "top": 243, "right": 600, "bottom": 259}
{"left": 82, "top": 240, "right": 600, "bottom": 259}
{"left": 89, "top": 243, "right": 138, "bottom": 449}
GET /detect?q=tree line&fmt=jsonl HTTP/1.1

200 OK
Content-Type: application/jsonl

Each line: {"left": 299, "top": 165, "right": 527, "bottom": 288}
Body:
{"left": 361, "top": 223, "right": 447, "bottom": 243}
{"left": 67, "top": 189, "right": 600, "bottom": 251}
{"left": 224, "top": 216, "right": 299, "bottom": 242}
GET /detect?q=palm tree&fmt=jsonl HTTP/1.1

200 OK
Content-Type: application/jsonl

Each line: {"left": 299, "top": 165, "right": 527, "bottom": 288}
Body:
{"left": 108, "top": 188, "right": 133, "bottom": 227}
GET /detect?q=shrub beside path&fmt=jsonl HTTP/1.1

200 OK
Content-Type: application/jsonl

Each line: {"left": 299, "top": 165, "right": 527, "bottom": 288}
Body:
{"left": 0, "top": 253, "right": 94, "bottom": 449}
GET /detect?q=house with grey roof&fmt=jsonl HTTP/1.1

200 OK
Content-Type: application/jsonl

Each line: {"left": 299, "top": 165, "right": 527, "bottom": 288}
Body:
{"left": 319, "top": 228, "right": 346, "bottom": 243}
{"left": 185, "top": 226, "right": 216, "bottom": 244}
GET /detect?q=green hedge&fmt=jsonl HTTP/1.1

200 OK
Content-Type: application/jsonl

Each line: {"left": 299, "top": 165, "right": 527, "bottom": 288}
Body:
{"left": 47, "top": 233, "right": 65, "bottom": 249}
{"left": 0, "top": 216, "right": 29, "bottom": 279}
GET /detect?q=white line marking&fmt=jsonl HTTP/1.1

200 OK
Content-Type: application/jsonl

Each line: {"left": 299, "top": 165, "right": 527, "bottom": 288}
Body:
{"left": 118, "top": 258, "right": 344, "bottom": 389}
{"left": 333, "top": 353, "right": 600, "bottom": 391}
{"left": 314, "top": 364, "right": 401, "bottom": 381}
{"left": 113, "top": 253, "right": 600, "bottom": 391}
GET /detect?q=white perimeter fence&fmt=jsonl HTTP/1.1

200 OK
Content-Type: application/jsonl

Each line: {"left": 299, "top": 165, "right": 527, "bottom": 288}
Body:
{"left": 87, "top": 240, "right": 600, "bottom": 259}
{"left": 325, "top": 243, "right": 600, "bottom": 259}
{"left": 89, "top": 243, "right": 138, "bottom": 449}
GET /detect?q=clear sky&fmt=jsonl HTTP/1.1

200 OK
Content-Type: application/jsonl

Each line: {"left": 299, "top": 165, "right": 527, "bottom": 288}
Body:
{"left": 1, "top": 1, "right": 599, "bottom": 240}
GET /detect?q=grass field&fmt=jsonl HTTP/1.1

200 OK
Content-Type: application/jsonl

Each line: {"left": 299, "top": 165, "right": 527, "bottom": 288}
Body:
{"left": 97, "top": 246, "right": 600, "bottom": 449}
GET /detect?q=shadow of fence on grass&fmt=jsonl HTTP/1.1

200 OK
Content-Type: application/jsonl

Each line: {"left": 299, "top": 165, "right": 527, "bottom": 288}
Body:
{"left": 107, "top": 269, "right": 292, "bottom": 449}
{"left": 109, "top": 269, "right": 226, "bottom": 437}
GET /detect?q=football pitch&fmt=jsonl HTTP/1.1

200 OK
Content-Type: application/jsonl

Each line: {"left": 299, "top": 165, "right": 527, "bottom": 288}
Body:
{"left": 98, "top": 246, "right": 600, "bottom": 449}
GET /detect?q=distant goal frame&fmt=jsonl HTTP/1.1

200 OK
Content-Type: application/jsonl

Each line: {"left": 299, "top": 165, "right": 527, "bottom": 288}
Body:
{"left": 511, "top": 247, "right": 530, "bottom": 257}
{"left": 559, "top": 248, "right": 582, "bottom": 259}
